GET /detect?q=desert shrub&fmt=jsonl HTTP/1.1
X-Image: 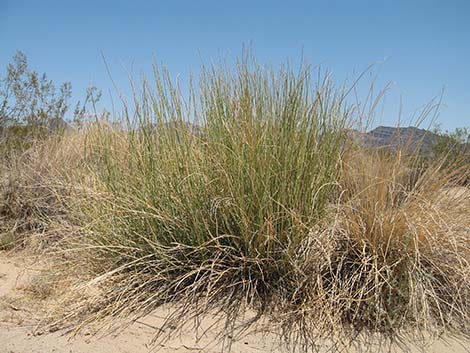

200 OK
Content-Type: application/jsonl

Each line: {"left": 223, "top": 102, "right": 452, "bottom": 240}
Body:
{"left": 0, "top": 51, "right": 72, "bottom": 127}
{"left": 0, "top": 51, "right": 104, "bottom": 158}
{"left": 0, "top": 51, "right": 71, "bottom": 155}
{"left": 432, "top": 127, "right": 469, "bottom": 156}
{"left": 428, "top": 127, "right": 470, "bottom": 185}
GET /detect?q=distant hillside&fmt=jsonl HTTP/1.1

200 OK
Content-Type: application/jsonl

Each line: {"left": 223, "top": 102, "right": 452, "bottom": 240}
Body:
{"left": 367, "top": 126, "right": 439, "bottom": 152}
{"left": 349, "top": 126, "right": 442, "bottom": 155}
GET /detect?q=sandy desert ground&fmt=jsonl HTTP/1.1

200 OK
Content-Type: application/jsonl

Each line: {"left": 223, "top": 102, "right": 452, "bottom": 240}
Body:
{"left": 0, "top": 253, "right": 469, "bottom": 353}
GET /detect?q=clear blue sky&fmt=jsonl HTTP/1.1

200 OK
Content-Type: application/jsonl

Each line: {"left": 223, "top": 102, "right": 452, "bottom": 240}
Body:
{"left": 1, "top": 0, "right": 469, "bottom": 130}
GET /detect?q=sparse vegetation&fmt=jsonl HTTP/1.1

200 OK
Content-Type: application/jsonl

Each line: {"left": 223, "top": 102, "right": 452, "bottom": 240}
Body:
{"left": 431, "top": 126, "right": 470, "bottom": 175}
{"left": 1, "top": 54, "right": 469, "bottom": 352}
{"left": 0, "top": 51, "right": 102, "bottom": 156}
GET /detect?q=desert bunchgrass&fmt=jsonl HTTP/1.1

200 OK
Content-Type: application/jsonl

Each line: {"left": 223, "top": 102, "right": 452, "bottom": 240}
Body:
{"left": 51, "top": 59, "right": 352, "bottom": 346}
{"left": 1, "top": 56, "right": 469, "bottom": 352}
{"left": 330, "top": 148, "right": 469, "bottom": 339}
{"left": 0, "top": 132, "right": 86, "bottom": 250}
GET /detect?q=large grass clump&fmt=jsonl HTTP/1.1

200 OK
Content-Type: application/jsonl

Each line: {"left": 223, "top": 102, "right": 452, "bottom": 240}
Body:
{"left": 3, "top": 56, "right": 468, "bottom": 352}
{"left": 56, "top": 59, "right": 352, "bottom": 345}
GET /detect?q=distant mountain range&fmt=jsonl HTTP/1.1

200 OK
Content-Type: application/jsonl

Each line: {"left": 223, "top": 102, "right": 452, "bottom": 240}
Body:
{"left": 349, "top": 126, "right": 469, "bottom": 155}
